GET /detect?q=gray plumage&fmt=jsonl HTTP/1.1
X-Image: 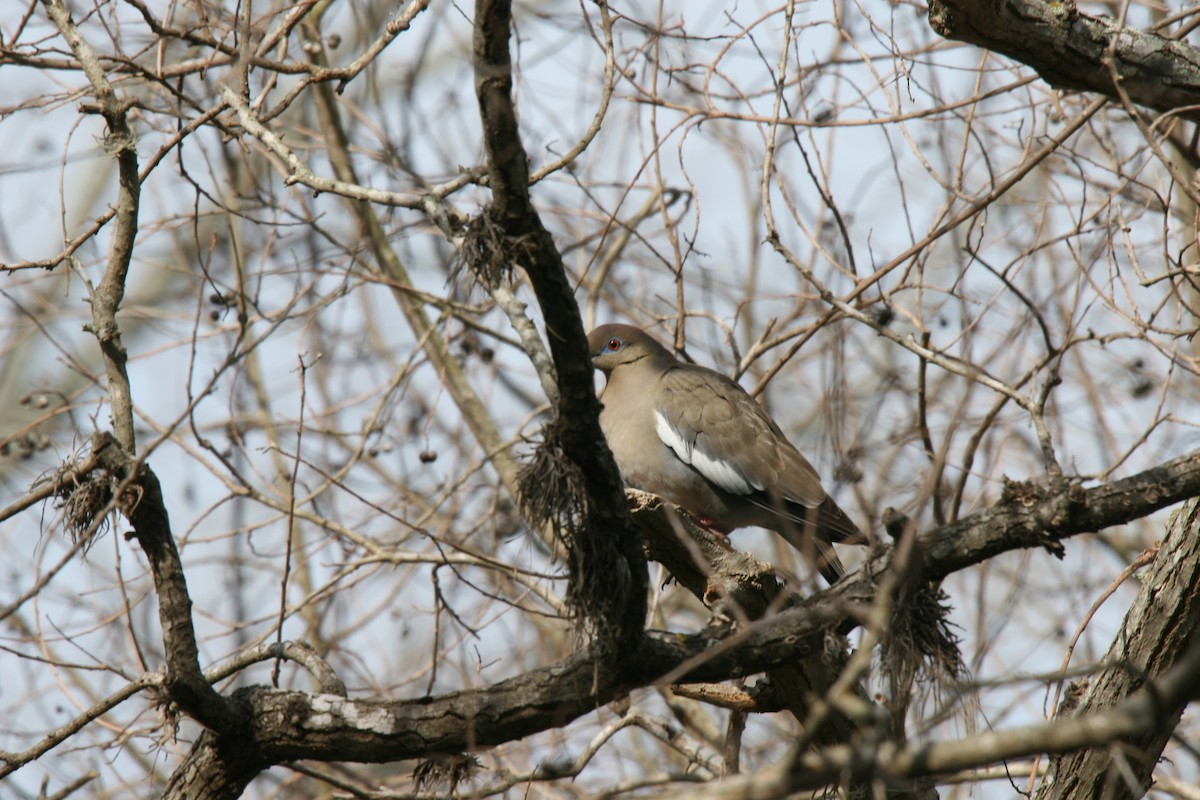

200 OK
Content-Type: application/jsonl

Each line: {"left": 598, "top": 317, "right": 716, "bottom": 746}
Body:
{"left": 588, "top": 323, "right": 867, "bottom": 584}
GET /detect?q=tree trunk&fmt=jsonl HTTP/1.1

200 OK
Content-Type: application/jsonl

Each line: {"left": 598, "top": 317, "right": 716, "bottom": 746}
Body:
{"left": 1036, "top": 499, "right": 1200, "bottom": 800}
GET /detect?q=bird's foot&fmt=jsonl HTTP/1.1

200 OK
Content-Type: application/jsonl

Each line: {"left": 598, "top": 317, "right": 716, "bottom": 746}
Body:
{"left": 694, "top": 515, "right": 735, "bottom": 551}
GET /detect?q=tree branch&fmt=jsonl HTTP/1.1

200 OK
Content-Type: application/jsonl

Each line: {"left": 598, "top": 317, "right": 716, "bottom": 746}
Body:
{"left": 41, "top": 0, "right": 140, "bottom": 451}
{"left": 1035, "top": 499, "right": 1200, "bottom": 799}
{"left": 928, "top": 0, "right": 1200, "bottom": 118}
{"left": 923, "top": 449, "right": 1200, "bottom": 579}
{"left": 250, "top": 0, "right": 525, "bottom": 504}
{"left": 472, "top": 0, "right": 648, "bottom": 643}
{"left": 160, "top": 448, "right": 1200, "bottom": 797}
{"left": 656, "top": 636, "right": 1200, "bottom": 797}
{"left": 90, "top": 433, "right": 238, "bottom": 732}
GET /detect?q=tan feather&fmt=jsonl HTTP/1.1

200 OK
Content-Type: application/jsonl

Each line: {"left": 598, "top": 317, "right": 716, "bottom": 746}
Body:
{"left": 587, "top": 323, "right": 869, "bottom": 584}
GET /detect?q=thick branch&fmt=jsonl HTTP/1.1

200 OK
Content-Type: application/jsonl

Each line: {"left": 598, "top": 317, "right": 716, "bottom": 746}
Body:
{"left": 167, "top": 582, "right": 1200, "bottom": 797}
{"left": 928, "top": 0, "right": 1200, "bottom": 117}
{"left": 91, "top": 434, "right": 237, "bottom": 732}
{"left": 472, "top": 0, "right": 647, "bottom": 642}
{"left": 924, "top": 449, "right": 1200, "bottom": 579}
{"left": 173, "top": 615, "right": 843, "bottom": 775}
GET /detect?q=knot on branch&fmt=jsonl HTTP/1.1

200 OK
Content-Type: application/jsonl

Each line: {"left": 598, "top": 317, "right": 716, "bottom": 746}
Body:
{"left": 1002, "top": 475, "right": 1085, "bottom": 558}
{"left": 1000, "top": 476, "right": 1046, "bottom": 508}
{"left": 519, "top": 417, "right": 631, "bottom": 637}
{"left": 84, "top": 317, "right": 127, "bottom": 352}
{"left": 1038, "top": 478, "right": 1087, "bottom": 530}
{"left": 101, "top": 127, "right": 137, "bottom": 157}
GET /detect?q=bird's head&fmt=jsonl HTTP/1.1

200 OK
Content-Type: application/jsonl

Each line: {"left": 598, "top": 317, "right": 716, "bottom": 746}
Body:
{"left": 587, "top": 324, "right": 670, "bottom": 375}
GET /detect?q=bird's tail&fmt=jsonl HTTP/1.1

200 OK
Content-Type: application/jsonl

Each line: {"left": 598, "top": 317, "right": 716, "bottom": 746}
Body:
{"left": 772, "top": 496, "right": 870, "bottom": 586}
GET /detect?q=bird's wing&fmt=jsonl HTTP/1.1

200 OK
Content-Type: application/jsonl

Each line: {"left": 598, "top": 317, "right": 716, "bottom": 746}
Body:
{"left": 653, "top": 364, "right": 827, "bottom": 508}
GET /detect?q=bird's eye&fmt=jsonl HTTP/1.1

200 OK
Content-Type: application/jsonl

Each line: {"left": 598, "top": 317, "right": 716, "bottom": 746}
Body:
{"left": 607, "top": 338, "right": 622, "bottom": 351}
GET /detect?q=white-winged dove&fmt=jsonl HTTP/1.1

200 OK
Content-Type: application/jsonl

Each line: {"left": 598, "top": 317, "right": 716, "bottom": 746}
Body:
{"left": 588, "top": 323, "right": 868, "bottom": 584}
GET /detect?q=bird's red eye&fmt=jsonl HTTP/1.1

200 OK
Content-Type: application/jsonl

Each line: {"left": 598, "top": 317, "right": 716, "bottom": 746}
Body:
{"left": 607, "top": 338, "right": 622, "bottom": 350}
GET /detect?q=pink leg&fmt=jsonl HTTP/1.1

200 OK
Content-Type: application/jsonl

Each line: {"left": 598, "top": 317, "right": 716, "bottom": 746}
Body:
{"left": 695, "top": 515, "right": 735, "bottom": 551}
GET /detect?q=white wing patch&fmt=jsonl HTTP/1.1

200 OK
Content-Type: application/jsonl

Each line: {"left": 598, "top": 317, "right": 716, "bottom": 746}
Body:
{"left": 654, "top": 408, "right": 692, "bottom": 460}
{"left": 654, "top": 409, "right": 762, "bottom": 496}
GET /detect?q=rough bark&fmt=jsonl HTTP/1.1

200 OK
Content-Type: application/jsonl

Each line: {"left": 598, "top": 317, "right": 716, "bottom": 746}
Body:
{"left": 1035, "top": 499, "right": 1200, "bottom": 800}
{"left": 927, "top": 0, "right": 1200, "bottom": 118}
{"left": 923, "top": 454, "right": 1200, "bottom": 580}
{"left": 662, "top": 639, "right": 1200, "bottom": 797}
{"left": 92, "top": 433, "right": 238, "bottom": 732}
{"left": 28, "top": 0, "right": 1200, "bottom": 792}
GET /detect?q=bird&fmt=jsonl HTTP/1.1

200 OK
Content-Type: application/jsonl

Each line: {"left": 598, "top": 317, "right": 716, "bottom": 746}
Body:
{"left": 587, "top": 323, "right": 868, "bottom": 584}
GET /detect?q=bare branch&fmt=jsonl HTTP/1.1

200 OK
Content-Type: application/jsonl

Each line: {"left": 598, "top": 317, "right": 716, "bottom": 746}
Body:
{"left": 41, "top": 0, "right": 140, "bottom": 450}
